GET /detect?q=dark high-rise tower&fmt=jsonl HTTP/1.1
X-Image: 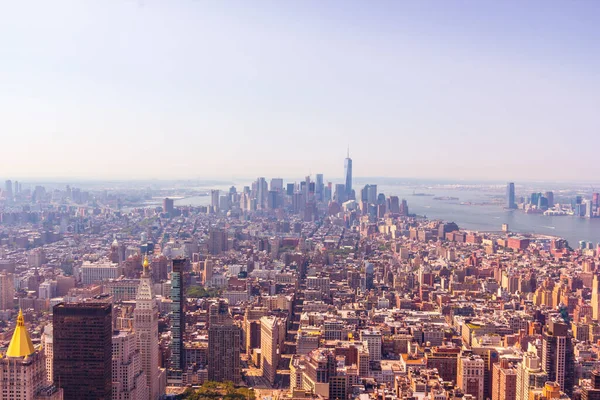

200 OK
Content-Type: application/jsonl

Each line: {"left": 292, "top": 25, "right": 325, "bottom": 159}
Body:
{"left": 507, "top": 182, "right": 516, "bottom": 209}
{"left": 169, "top": 258, "right": 186, "bottom": 379}
{"left": 163, "top": 197, "right": 174, "bottom": 216}
{"left": 316, "top": 174, "right": 324, "bottom": 201}
{"left": 541, "top": 319, "right": 574, "bottom": 396}
{"left": 344, "top": 148, "right": 353, "bottom": 199}
{"left": 53, "top": 302, "right": 113, "bottom": 400}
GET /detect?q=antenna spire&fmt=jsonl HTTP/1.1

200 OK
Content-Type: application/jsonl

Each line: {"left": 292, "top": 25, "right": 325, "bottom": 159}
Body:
{"left": 347, "top": 145, "right": 350, "bottom": 158}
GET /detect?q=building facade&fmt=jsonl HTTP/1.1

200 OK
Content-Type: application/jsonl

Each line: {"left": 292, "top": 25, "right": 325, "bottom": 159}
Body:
{"left": 53, "top": 302, "right": 113, "bottom": 400}
{"left": 134, "top": 256, "right": 161, "bottom": 400}
{"left": 207, "top": 301, "right": 241, "bottom": 383}
{"left": 112, "top": 330, "right": 148, "bottom": 400}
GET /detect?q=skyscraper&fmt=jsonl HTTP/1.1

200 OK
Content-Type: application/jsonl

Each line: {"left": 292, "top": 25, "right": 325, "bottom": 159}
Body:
{"left": 163, "top": 197, "right": 174, "bottom": 216}
{"left": 208, "top": 228, "right": 228, "bottom": 255}
{"left": 344, "top": 149, "right": 353, "bottom": 198}
{"left": 1, "top": 310, "right": 62, "bottom": 400}
{"left": 315, "top": 174, "right": 324, "bottom": 201}
{"left": 545, "top": 191, "right": 555, "bottom": 208}
{"left": 42, "top": 324, "right": 54, "bottom": 384}
{"left": 270, "top": 178, "right": 284, "bottom": 192}
{"left": 256, "top": 177, "right": 268, "bottom": 209}
{"left": 53, "top": 303, "right": 113, "bottom": 400}
{"left": 260, "top": 316, "right": 286, "bottom": 386}
{"left": 169, "top": 258, "right": 186, "bottom": 380}
{"left": 507, "top": 183, "right": 517, "bottom": 209}
{"left": 112, "top": 330, "right": 148, "bottom": 400}
{"left": 208, "top": 300, "right": 241, "bottom": 383}
{"left": 367, "top": 184, "right": 377, "bottom": 204}
{"left": 134, "top": 256, "right": 161, "bottom": 400}
{"left": 516, "top": 347, "right": 548, "bottom": 400}
{"left": 4, "top": 179, "right": 12, "bottom": 200}
{"left": 211, "top": 190, "right": 220, "bottom": 211}
{"left": 541, "top": 319, "right": 574, "bottom": 395}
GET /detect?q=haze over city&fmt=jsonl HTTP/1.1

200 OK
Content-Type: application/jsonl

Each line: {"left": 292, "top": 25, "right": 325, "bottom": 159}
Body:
{"left": 1, "top": 1, "right": 599, "bottom": 181}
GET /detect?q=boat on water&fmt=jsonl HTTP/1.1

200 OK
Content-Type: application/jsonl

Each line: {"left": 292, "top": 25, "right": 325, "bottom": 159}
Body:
{"left": 433, "top": 196, "right": 459, "bottom": 201}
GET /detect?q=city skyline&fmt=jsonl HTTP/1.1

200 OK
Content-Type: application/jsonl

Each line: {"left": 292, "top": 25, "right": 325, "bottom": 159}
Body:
{"left": 1, "top": 1, "right": 599, "bottom": 181}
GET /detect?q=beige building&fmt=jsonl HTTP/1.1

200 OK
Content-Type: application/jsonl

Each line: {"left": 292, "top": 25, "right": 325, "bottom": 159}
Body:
{"left": 260, "top": 316, "right": 286, "bottom": 385}
{"left": 458, "top": 353, "right": 485, "bottom": 400}
{"left": 134, "top": 256, "right": 163, "bottom": 400}
{"left": 0, "top": 310, "right": 63, "bottom": 400}
{"left": 112, "top": 330, "right": 148, "bottom": 400}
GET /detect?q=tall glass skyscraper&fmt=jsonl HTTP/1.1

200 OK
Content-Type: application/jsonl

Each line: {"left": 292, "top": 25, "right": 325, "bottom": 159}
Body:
{"left": 344, "top": 149, "right": 353, "bottom": 198}
{"left": 507, "top": 182, "right": 516, "bottom": 209}
{"left": 169, "top": 258, "right": 186, "bottom": 382}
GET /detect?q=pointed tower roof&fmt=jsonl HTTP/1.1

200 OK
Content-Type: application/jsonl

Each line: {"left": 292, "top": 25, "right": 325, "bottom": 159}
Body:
{"left": 136, "top": 255, "right": 155, "bottom": 302}
{"left": 6, "top": 310, "right": 35, "bottom": 358}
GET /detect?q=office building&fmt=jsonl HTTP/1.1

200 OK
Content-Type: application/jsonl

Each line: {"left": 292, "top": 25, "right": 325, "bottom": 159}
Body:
{"left": 334, "top": 183, "right": 346, "bottom": 204}
{"left": 169, "top": 258, "right": 186, "bottom": 379}
{"left": 507, "top": 183, "right": 517, "bottom": 209}
{"left": 545, "top": 191, "right": 555, "bottom": 208}
{"left": 315, "top": 174, "right": 324, "bottom": 201}
{"left": 163, "top": 198, "right": 174, "bottom": 216}
{"left": 457, "top": 353, "right": 485, "bottom": 400}
{"left": 260, "top": 316, "right": 286, "bottom": 386}
{"left": 593, "top": 274, "right": 600, "bottom": 320}
{"left": 4, "top": 179, "right": 12, "bottom": 200}
{"left": 53, "top": 302, "right": 113, "bottom": 400}
{"left": 112, "top": 330, "right": 148, "bottom": 400}
{"left": 426, "top": 346, "right": 460, "bottom": 383}
{"left": 367, "top": 185, "right": 377, "bottom": 204}
{"left": 267, "top": 190, "right": 279, "bottom": 209}
{"left": 42, "top": 324, "right": 54, "bottom": 384}
{"left": 492, "top": 359, "right": 517, "bottom": 400}
{"left": 344, "top": 149, "right": 353, "bottom": 198}
{"left": 365, "top": 262, "right": 374, "bottom": 290}
{"left": 360, "top": 329, "right": 382, "bottom": 362}
{"left": 210, "top": 190, "right": 220, "bottom": 211}
{"left": 81, "top": 260, "right": 122, "bottom": 285}
{"left": 270, "top": 178, "right": 284, "bottom": 192}
{"left": 243, "top": 307, "right": 268, "bottom": 356}
{"left": 516, "top": 348, "right": 548, "bottom": 400}
{"left": 134, "top": 256, "right": 162, "bottom": 400}
{"left": 306, "top": 276, "right": 331, "bottom": 298}
{"left": 208, "top": 301, "right": 241, "bottom": 383}
{"left": 389, "top": 195, "right": 400, "bottom": 214}
{"left": 208, "top": 228, "right": 228, "bottom": 255}
{"left": 202, "top": 258, "right": 214, "bottom": 286}
{"left": 0, "top": 271, "right": 14, "bottom": 310}
{"left": 1, "top": 310, "right": 62, "bottom": 400}
{"left": 541, "top": 319, "right": 574, "bottom": 395}
{"left": 581, "top": 370, "right": 600, "bottom": 400}
{"left": 286, "top": 183, "right": 295, "bottom": 196}
{"left": 256, "top": 177, "right": 268, "bottom": 209}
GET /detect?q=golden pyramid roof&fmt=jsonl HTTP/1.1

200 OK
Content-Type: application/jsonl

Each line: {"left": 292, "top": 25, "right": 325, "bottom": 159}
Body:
{"left": 6, "top": 309, "right": 35, "bottom": 358}
{"left": 143, "top": 254, "right": 150, "bottom": 269}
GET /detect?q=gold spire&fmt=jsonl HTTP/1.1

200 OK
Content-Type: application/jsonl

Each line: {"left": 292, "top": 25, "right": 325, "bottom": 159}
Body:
{"left": 143, "top": 254, "right": 150, "bottom": 269}
{"left": 6, "top": 309, "right": 35, "bottom": 358}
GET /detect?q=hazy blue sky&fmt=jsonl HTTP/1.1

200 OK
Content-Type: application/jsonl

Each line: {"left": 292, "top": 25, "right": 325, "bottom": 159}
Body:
{"left": 1, "top": 1, "right": 598, "bottom": 181}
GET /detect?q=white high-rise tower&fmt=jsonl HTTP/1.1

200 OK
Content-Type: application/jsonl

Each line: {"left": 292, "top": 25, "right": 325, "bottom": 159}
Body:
{"left": 135, "top": 255, "right": 161, "bottom": 400}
